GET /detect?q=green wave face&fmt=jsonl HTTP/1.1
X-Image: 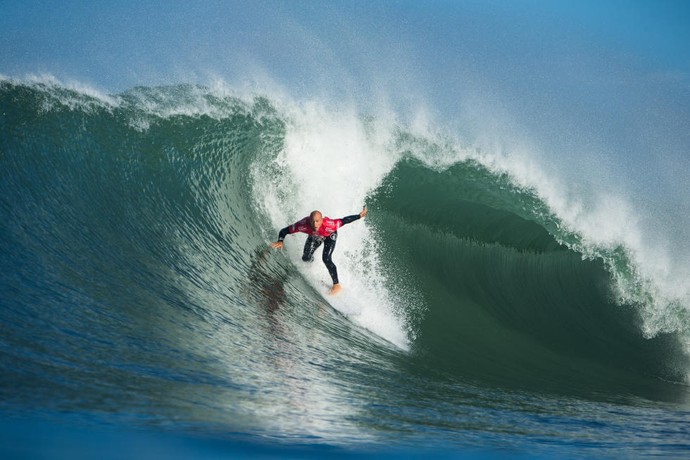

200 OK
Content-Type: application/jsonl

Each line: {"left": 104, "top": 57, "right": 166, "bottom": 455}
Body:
{"left": 368, "top": 158, "right": 688, "bottom": 392}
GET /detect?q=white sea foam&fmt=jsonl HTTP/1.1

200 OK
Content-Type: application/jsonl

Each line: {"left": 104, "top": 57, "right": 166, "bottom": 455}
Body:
{"left": 23, "top": 73, "right": 120, "bottom": 108}
{"left": 250, "top": 97, "right": 415, "bottom": 350}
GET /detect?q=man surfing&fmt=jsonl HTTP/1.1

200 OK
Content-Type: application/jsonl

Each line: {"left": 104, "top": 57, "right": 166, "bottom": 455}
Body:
{"left": 270, "top": 207, "right": 368, "bottom": 295}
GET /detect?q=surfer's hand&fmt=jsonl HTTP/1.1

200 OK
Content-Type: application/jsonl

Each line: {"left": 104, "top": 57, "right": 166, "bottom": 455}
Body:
{"left": 270, "top": 241, "right": 283, "bottom": 250}
{"left": 359, "top": 207, "right": 367, "bottom": 219}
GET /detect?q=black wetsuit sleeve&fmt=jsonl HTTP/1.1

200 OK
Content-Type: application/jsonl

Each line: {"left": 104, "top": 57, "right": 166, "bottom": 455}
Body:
{"left": 277, "top": 226, "right": 290, "bottom": 242}
{"left": 340, "top": 214, "right": 361, "bottom": 225}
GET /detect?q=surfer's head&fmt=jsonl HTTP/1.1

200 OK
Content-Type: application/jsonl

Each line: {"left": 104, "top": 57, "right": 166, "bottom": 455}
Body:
{"left": 309, "top": 210, "right": 323, "bottom": 231}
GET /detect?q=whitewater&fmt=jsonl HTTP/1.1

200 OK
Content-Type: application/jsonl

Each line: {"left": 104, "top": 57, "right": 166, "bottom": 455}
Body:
{"left": 2, "top": 75, "right": 690, "bottom": 456}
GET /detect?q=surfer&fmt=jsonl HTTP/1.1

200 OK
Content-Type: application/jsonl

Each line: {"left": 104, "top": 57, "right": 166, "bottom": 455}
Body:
{"left": 270, "top": 207, "right": 368, "bottom": 295}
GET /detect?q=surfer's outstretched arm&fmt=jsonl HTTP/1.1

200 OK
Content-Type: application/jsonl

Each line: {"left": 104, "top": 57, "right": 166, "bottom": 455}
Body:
{"left": 270, "top": 225, "right": 291, "bottom": 250}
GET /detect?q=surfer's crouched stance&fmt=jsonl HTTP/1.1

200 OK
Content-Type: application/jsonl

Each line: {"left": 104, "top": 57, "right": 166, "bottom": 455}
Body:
{"left": 270, "top": 207, "right": 367, "bottom": 295}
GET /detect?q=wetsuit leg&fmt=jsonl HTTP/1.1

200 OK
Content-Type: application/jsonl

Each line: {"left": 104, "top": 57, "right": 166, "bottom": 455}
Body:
{"left": 322, "top": 232, "right": 339, "bottom": 285}
{"left": 302, "top": 235, "right": 323, "bottom": 262}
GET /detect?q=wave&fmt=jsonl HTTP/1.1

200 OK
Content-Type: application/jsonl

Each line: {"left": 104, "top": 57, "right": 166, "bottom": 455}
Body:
{"left": 369, "top": 158, "right": 689, "bottom": 390}
{"left": 1, "top": 77, "right": 689, "bottom": 397}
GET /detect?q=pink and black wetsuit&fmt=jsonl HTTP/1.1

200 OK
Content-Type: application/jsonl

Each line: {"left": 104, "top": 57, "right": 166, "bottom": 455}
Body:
{"left": 277, "top": 214, "right": 362, "bottom": 285}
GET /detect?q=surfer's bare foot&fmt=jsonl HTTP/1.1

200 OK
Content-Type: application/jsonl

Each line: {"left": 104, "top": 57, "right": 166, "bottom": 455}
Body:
{"left": 328, "top": 284, "right": 342, "bottom": 295}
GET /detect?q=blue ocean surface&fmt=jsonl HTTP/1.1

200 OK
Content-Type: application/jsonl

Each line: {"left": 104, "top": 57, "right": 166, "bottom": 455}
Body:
{"left": 2, "top": 1, "right": 690, "bottom": 458}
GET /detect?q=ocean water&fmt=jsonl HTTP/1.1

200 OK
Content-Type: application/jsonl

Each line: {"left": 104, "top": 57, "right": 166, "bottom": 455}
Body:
{"left": 1, "top": 78, "right": 690, "bottom": 457}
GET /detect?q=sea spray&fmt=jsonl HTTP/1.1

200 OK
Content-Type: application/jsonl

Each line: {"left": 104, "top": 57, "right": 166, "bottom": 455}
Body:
{"left": 249, "top": 99, "right": 416, "bottom": 349}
